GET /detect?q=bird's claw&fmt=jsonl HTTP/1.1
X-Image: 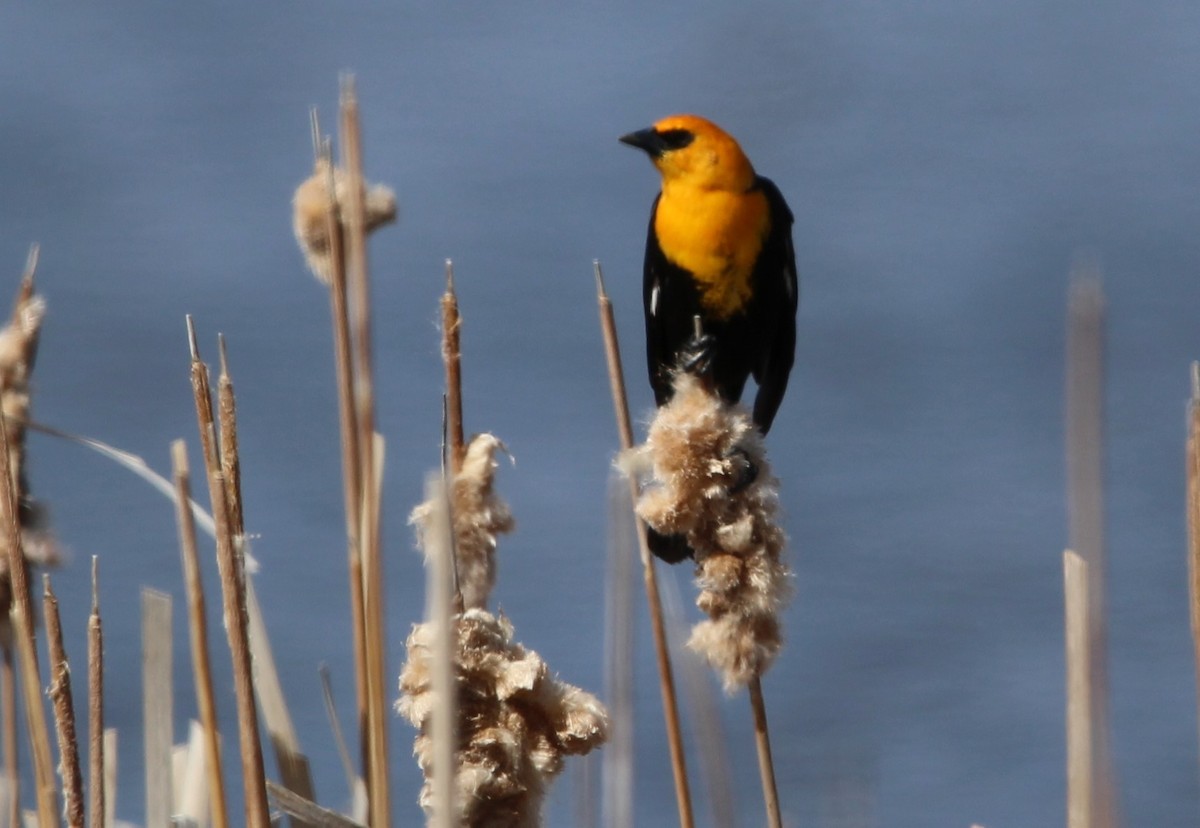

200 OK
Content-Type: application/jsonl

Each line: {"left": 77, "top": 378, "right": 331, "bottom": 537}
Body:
{"left": 726, "top": 446, "right": 758, "bottom": 494}
{"left": 679, "top": 333, "right": 716, "bottom": 379}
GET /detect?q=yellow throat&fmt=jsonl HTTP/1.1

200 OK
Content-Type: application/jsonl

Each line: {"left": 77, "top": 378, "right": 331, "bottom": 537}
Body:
{"left": 654, "top": 180, "right": 770, "bottom": 319}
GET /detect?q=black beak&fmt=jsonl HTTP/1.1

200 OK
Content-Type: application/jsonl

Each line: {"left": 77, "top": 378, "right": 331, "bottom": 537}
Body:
{"left": 619, "top": 127, "right": 665, "bottom": 158}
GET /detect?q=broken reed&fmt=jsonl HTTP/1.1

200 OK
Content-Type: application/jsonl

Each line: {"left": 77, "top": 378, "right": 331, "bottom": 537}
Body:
{"left": 1064, "top": 270, "right": 1118, "bottom": 827}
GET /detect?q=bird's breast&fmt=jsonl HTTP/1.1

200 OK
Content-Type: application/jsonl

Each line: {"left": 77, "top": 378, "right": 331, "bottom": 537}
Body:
{"left": 653, "top": 185, "right": 770, "bottom": 320}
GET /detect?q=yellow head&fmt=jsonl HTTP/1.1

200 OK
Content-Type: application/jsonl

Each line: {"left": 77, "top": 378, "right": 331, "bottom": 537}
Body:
{"left": 619, "top": 114, "right": 756, "bottom": 192}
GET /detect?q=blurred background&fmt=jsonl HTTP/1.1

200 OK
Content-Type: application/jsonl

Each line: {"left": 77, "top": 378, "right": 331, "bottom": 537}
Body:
{"left": 3, "top": 2, "right": 1200, "bottom": 825}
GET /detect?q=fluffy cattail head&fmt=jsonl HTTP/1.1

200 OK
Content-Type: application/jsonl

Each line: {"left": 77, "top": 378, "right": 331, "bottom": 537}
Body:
{"left": 292, "top": 156, "right": 397, "bottom": 283}
{"left": 623, "top": 372, "right": 792, "bottom": 691}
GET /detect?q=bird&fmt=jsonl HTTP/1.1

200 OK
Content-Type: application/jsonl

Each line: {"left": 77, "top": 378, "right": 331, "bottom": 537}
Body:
{"left": 620, "top": 114, "right": 798, "bottom": 563}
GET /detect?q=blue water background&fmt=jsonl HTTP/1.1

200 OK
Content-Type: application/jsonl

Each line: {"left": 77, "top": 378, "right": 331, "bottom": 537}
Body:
{"left": 4, "top": 3, "right": 1200, "bottom": 825}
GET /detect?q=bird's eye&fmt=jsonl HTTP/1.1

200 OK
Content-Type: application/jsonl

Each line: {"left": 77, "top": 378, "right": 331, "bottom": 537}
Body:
{"left": 656, "top": 129, "right": 694, "bottom": 151}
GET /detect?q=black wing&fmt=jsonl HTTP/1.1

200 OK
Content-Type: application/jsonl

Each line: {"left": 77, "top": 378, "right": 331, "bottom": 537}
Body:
{"left": 642, "top": 193, "right": 707, "bottom": 407}
{"left": 748, "top": 175, "right": 798, "bottom": 434}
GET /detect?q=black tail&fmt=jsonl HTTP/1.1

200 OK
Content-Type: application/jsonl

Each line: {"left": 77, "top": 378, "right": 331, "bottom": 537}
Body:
{"left": 646, "top": 527, "right": 694, "bottom": 564}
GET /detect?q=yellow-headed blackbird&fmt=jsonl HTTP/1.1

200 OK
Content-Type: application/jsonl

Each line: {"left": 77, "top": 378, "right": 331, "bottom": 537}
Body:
{"left": 621, "top": 114, "right": 798, "bottom": 562}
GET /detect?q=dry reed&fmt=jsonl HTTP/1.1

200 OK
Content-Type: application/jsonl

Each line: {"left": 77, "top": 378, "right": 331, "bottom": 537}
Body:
{"left": 620, "top": 370, "right": 791, "bottom": 690}
{"left": 42, "top": 575, "right": 82, "bottom": 828}
{"left": 411, "top": 434, "right": 514, "bottom": 611}
{"left": 1188, "top": 363, "right": 1200, "bottom": 755}
{"left": 442, "top": 261, "right": 466, "bottom": 474}
{"left": 593, "top": 260, "right": 695, "bottom": 828}
{"left": 87, "top": 558, "right": 104, "bottom": 828}
{"left": 339, "top": 79, "right": 393, "bottom": 828}
{"left": 1064, "top": 270, "right": 1118, "bottom": 826}
{"left": 170, "top": 439, "right": 230, "bottom": 828}
{"left": 619, "top": 367, "right": 790, "bottom": 827}
{"left": 401, "top": 447, "right": 608, "bottom": 825}
{"left": 186, "top": 322, "right": 270, "bottom": 828}
{"left": 398, "top": 606, "right": 609, "bottom": 826}
{"left": 141, "top": 588, "right": 173, "bottom": 827}
{"left": 293, "top": 157, "right": 396, "bottom": 285}
{"left": 300, "top": 115, "right": 371, "bottom": 803}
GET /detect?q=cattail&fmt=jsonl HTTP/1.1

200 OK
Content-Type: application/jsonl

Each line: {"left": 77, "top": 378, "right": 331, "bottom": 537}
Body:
{"left": 398, "top": 609, "right": 609, "bottom": 826}
{"left": 622, "top": 371, "right": 791, "bottom": 692}
{"left": 292, "top": 156, "right": 397, "bottom": 283}
{"left": 401, "top": 436, "right": 607, "bottom": 825}
{"left": 410, "top": 433, "right": 514, "bottom": 611}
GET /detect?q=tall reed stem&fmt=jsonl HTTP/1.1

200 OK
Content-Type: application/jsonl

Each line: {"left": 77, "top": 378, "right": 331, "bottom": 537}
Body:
{"left": 41, "top": 576, "right": 82, "bottom": 828}
{"left": 186, "top": 320, "right": 270, "bottom": 828}
{"left": 442, "top": 261, "right": 465, "bottom": 475}
{"left": 0, "top": 409, "right": 55, "bottom": 828}
{"left": 748, "top": 677, "right": 782, "bottom": 828}
{"left": 86, "top": 559, "right": 104, "bottom": 828}
{"left": 1187, "top": 363, "right": 1200, "bottom": 755}
{"left": 593, "top": 260, "right": 694, "bottom": 828}
{"left": 339, "top": 77, "right": 391, "bottom": 828}
{"left": 170, "top": 440, "right": 229, "bottom": 828}
{"left": 310, "top": 115, "right": 371, "bottom": 792}
{"left": 1064, "top": 271, "right": 1117, "bottom": 826}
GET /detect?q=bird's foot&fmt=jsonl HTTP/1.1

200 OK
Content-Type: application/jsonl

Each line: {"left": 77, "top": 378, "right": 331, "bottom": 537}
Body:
{"left": 678, "top": 333, "right": 716, "bottom": 379}
{"left": 726, "top": 446, "right": 758, "bottom": 494}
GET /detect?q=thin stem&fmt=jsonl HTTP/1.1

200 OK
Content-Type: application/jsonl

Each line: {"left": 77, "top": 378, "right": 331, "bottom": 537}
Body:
{"left": 187, "top": 326, "right": 270, "bottom": 828}
{"left": 171, "top": 441, "right": 229, "bottom": 828}
{"left": 593, "top": 260, "right": 695, "bottom": 828}
{"left": 42, "top": 575, "right": 83, "bottom": 828}
{"left": 1188, "top": 362, "right": 1200, "bottom": 758}
{"left": 747, "top": 677, "right": 782, "bottom": 828}
{"left": 2, "top": 642, "right": 16, "bottom": 828}
{"left": 87, "top": 558, "right": 105, "bottom": 828}
{"left": 0, "top": 407, "right": 55, "bottom": 828}
{"left": 314, "top": 123, "right": 370, "bottom": 786}
{"left": 442, "top": 260, "right": 465, "bottom": 474}
{"left": 339, "top": 76, "right": 390, "bottom": 828}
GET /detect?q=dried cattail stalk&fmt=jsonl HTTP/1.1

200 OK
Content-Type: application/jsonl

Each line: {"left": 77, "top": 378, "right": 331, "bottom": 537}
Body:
{"left": 292, "top": 156, "right": 397, "bottom": 283}
{"left": 410, "top": 433, "right": 514, "bottom": 610}
{"left": 397, "top": 608, "right": 609, "bottom": 827}
{"left": 0, "top": 264, "right": 59, "bottom": 642}
{"left": 622, "top": 372, "right": 791, "bottom": 691}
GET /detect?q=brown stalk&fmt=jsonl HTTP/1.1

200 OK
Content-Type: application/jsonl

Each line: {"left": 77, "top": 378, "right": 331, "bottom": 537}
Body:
{"left": 217, "top": 342, "right": 317, "bottom": 821}
{"left": 442, "top": 261, "right": 465, "bottom": 474}
{"left": 41, "top": 575, "right": 82, "bottom": 828}
{"left": 87, "top": 558, "right": 104, "bottom": 828}
{"left": 0, "top": 409, "right": 55, "bottom": 828}
{"left": 1188, "top": 363, "right": 1200, "bottom": 753}
{"left": 186, "top": 320, "right": 270, "bottom": 828}
{"left": 141, "top": 588, "right": 173, "bottom": 828}
{"left": 593, "top": 260, "right": 695, "bottom": 828}
{"left": 748, "top": 677, "right": 782, "bottom": 828}
{"left": 310, "top": 117, "right": 370, "bottom": 787}
{"left": 170, "top": 440, "right": 229, "bottom": 828}
{"left": 339, "top": 76, "right": 390, "bottom": 828}
{"left": 1064, "top": 549, "right": 1093, "bottom": 828}
{"left": 659, "top": 567, "right": 736, "bottom": 828}
{"left": 1064, "top": 270, "right": 1117, "bottom": 826}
